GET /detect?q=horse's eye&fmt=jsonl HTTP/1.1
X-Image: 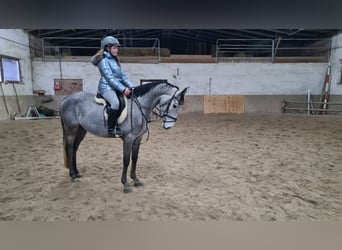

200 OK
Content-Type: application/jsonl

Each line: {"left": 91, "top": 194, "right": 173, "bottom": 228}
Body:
{"left": 173, "top": 104, "right": 178, "bottom": 109}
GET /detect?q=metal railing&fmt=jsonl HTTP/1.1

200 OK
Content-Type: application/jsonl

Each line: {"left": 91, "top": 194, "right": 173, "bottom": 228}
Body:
{"left": 41, "top": 37, "right": 161, "bottom": 62}
{"left": 40, "top": 36, "right": 331, "bottom": 63}
{"left": 215, "top": 38, "right": 332, "bottom": 63}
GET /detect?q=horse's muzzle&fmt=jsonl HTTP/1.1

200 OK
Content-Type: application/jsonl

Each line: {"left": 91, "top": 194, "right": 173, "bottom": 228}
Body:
{"left": 162, "top": 121, "right": 174, "bottom": 129}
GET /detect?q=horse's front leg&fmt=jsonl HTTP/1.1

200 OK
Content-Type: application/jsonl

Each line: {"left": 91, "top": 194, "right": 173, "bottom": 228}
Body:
{"left": 122, "top": 136, "right": 133, "bottom": 193}
{"left": 131, "top": 137, "right": 143, "bottom": 187}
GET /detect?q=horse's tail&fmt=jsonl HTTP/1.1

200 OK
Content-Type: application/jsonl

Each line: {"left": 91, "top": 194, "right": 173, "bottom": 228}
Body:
{"left": 60, "top": 115, "right": 69, "bottom": 169}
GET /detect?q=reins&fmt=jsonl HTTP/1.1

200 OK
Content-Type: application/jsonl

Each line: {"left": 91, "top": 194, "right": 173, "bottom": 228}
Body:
{"left": 130, "top": 88, "right": 152, "bottom": 142}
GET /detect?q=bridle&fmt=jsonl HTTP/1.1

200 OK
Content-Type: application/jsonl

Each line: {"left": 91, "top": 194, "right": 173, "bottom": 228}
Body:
{"left": 157, "top": 88, "right": 183, "bottom": 123}
{"left": 129, "top": 86, "right": 183, "bottom": 140}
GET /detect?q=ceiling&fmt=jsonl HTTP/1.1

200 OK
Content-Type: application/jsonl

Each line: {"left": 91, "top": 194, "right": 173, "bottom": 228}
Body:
{"left": 26, "top": 29, "right": 339, "bottom": 55}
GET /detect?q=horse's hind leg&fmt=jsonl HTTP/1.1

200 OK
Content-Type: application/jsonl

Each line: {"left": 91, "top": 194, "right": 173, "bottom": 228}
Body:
{"left": 72, "top": 126, "right": 87, "bottom": 179}
{"left": 64, "top": 125, "right": 87, "bottom": 181}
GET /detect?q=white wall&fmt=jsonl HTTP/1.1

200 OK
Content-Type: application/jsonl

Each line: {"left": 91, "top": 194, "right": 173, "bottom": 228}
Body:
{"left": 0, "top": 29, "right": 33, "bottom": 95}
{"left": 32, "top": 60, "right": 334, "bottom": 96}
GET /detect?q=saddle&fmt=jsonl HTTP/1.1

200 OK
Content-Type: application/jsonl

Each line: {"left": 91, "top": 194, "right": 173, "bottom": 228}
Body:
{"left": 95, "top": 91, "right": 128, "bottom": 125}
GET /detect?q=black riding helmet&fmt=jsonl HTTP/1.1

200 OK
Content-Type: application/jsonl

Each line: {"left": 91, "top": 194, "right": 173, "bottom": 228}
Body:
{"left": 101, "top": 36, "right": 121, "bottom": 50}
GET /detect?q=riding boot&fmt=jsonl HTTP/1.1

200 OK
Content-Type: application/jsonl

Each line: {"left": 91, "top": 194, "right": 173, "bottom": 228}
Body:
{"left": 107, "top": 109, "right": 122, "bottom": 137}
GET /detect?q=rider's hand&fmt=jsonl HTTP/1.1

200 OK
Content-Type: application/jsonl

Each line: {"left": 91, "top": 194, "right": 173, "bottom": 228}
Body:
{"left": 123, "top": 88, "right": 131, "bottom": 97}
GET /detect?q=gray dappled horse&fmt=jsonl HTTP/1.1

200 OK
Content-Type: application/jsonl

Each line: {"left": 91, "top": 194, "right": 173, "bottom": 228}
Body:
{"left": 59, "top": 82, "right": 189, "bottom": 193}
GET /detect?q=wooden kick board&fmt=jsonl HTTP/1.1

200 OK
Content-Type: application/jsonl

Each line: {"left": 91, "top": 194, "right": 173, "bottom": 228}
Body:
{"left": 204, "top": 95, "right": 244, "bottom": 114}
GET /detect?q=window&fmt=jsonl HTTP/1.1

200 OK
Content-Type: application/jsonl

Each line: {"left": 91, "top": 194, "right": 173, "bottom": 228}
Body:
{"left": 0, "top": 56, "right": 22, "bottom": 83}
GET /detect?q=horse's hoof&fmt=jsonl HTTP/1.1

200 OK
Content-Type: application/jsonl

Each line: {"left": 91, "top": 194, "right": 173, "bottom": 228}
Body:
{"left": 134, "top": 180, "right": 144, "bottom": 187}
{"left": 71, "top": 174, "right": 81, "bottom": 182}
{"left": 71, "top": 177, "right": 80, "bottom": 183}
{"left": 123, "top": 186, "right": 132, "bottom": 193}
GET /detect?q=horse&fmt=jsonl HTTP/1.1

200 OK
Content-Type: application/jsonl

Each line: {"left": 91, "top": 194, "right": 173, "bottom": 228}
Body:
{"left": 59, "top": 82, "right": 189, "bottom": 193}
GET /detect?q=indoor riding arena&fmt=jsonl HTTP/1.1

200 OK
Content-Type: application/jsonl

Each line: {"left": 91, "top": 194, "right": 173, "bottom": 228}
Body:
{"left": 1, "top": 29, "right": 342, "bottom": 221}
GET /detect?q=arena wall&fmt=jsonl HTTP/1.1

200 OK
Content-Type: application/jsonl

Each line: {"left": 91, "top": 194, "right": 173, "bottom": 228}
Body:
{"left": 1, "top": 30, "right": 342, "bottom": 120}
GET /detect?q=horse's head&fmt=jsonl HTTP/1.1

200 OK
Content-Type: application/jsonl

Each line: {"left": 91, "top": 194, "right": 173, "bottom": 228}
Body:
{"left": 159, "top": 86, "right": 189, "bottom": 129}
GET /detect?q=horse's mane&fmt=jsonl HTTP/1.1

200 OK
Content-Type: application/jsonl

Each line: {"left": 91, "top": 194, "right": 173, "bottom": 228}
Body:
{"left": 132, "top": 82, "right": 179, "bottom": 97}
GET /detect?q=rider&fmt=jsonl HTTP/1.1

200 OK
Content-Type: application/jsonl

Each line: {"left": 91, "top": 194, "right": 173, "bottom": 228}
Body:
{"left": 91, "top": 36, "right": 133, "bottom": 137}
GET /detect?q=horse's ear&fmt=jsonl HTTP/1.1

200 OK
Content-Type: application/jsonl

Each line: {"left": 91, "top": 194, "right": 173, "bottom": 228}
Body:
{"left": 178, "top": 86, "right": 189, "bottom": 105}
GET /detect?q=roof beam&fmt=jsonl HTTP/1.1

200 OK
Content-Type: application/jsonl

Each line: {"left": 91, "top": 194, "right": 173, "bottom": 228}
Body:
{"left": 208, "top": 30, "right": 257, "bottom": 39}
{"left": 35, "top": 29, "right": 70, "bottom": 37}
{"left": 237, "top": 29, "right": 277, "bottom": 39}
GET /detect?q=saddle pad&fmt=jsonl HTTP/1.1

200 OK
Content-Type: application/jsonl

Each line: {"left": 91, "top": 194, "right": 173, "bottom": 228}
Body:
{"left": 95, "top": 95, "right": 128, "bottom": 125}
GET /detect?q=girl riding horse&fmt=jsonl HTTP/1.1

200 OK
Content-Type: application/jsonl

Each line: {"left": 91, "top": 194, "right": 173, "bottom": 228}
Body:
{"left": 91, "top": 36, "right": 133, "bottom": 137}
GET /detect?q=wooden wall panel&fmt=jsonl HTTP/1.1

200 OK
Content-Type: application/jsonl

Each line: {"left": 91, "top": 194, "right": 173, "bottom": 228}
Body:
{"left": 204, "top": 95, "right": 244, "bottom": 114}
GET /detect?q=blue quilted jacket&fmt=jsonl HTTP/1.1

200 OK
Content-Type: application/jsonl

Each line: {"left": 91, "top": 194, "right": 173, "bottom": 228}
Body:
{"left": 92, "top": 51, "right": 133, "bottom": 94}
